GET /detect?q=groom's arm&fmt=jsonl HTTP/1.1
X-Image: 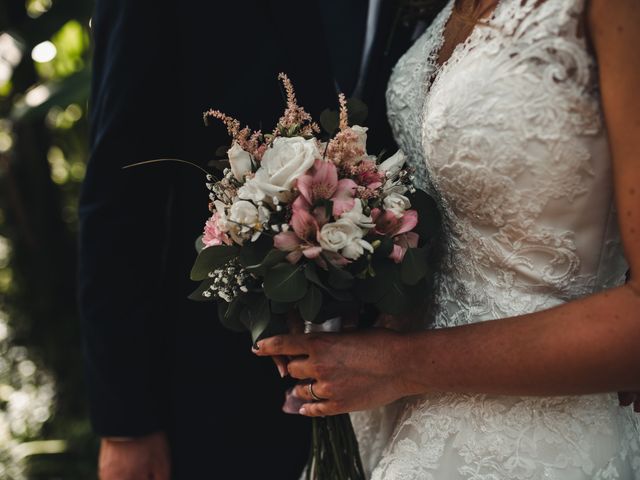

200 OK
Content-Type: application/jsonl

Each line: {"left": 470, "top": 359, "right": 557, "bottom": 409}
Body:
{"left": 78, "top": 0, "right": 179, "bottom": 438}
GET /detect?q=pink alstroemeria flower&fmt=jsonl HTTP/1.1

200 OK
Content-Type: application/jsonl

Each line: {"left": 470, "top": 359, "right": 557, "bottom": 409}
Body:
{"left": 371, "top": 208, "right": 420, "bottom": 263}
{"left": 274, "top": 209, "right": 322, "bottom": 264}
{"left": 357, "top": 158, "right": 384, "bottom": 190}
{"left": 202, "top": 212, "right": 231, "bottom": 248}
{"left": 389, "top": 232, "right": 420, "bottom": 263}
{"left": 296, "top": 159, "right": 357, "bottom": 217}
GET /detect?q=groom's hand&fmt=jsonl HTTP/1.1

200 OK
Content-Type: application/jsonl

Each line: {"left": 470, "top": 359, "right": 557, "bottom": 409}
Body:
{"left": 99, "top": 431, "right": 171, "bottom": 480}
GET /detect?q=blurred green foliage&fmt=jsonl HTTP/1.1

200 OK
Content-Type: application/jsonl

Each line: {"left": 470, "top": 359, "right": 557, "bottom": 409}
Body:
{"left": 0, "top": 0, "right": 97, "bottom": 478}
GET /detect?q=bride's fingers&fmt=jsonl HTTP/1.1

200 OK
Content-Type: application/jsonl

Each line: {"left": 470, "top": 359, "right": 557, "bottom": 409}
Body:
{"left": 286, "top": 357, "right": 315, "bottom": 380}
{"left": 299, "top": 401, "right": 342, "bottom": 417}
{"left": 254, "top": 334, "right": 308, "bottom": 357}
{"left": 293, "top": 381, "right": 329, "bottom": 402}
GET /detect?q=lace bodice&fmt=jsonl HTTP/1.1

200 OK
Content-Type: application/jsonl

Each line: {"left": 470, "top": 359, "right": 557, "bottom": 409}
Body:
{"left": 387, "top": 0, "right": 628, "bottom": 328}
{"left": 351, "top": 0, "right": 640, "bottom": 478}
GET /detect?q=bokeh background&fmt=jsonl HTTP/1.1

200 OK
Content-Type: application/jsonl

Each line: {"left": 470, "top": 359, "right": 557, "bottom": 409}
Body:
{"left": 0, "top": 0, "right": 97, "bottom": 478}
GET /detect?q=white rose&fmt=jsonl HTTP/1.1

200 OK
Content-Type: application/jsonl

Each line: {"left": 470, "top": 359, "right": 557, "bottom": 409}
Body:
{"left": 318, "top": 218, "right": 373, "bottom": 260}
{"left": 227, "top": 143, "right": 253, "bottom": 182}
{"left": 379, "top": 150, "right": 409, "bottom": 195}
{"left": 383, "top": 192, "right": 411, "bottom": 218}
{"left": 238, "top": 136, "right": 319, "bottom": 204}
{"left": 379, "top": 150, "right": 406, "bottom": 178}
{"left": 351, "top": 125, "right": 368, "bottom": 152}
{"left": 340, "top": 199, "right": 375, "bottom": 230}
{"left": 227, "top": 200, "right": 270, "bottom": 243}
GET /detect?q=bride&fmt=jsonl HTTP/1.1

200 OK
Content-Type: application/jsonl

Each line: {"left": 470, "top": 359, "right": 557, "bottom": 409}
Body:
{"left": 255, "top": 0, "right": 640, "bottom": 477}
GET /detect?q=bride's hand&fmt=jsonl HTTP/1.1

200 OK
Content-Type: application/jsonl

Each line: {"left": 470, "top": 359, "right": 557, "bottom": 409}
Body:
{"left": 253, "top": 329, "right": 421, "bottom": 416}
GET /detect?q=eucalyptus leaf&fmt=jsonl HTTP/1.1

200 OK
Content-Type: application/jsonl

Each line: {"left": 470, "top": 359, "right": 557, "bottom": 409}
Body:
{"left": 401, "top": 248, "right": 429, "bottom": 285}
{"left": 239, "top": 295, "right": 271, "bottom": 344}
{"left": 320, "top": 109, "right": 339, "bottom": 135}
{"left": 219, "top": 297, "right": 245, "bottom": 332}
{"left": 270, "top": 300, "right": 293, "bottom": 315}
{"left": 304, "top": 263, "right": 327, "bottom": 289}
{"left": 325, "top": 288, "right": 354, "bottom": 302}
{"left": 299, "top": 285, "right": 323, "bottom": 323}
{"left": 326, "top": 261, "right": 354, "bottom": 290}
{"left": 239, "top": 236, "right": 272, "bottom": 269}
{"left": 194, "top": 234, "right": 205, "bottom": 254}
{"left": 190, "top": 245, "right": 239, "bottom": 281}
{"left": 246, "top": 249, "right": 288, "bottom": 275}
{"left": 346, "top": 98, "right": 369, "bottom": 126}
{"left": 263, "top": 263, "right": 308, "bottom": 303}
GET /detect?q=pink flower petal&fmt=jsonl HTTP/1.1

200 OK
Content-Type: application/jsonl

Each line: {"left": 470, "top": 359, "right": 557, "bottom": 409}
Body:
{"left": 274, "top": 231, "right": 302, "bottom": 252}
{"left": 395, "top": 210, "right": 418, "bottom": 235}
{"left": 291, "top": 209, "right": 319, "bottom": 241}
{"left": 314, "top": 159, "right": 338, "bottom": 196}
{"left": 286, "top": 250, "right": 303, "bottom": 264}
{"left": 389, "top": 244, "right": 405, "bottom": 263}
{"left": 302, "top": 246, "right": 323, "bottom": 259}
{"left": 332, "top": 197, "right": 356, "bottom": 217}
{"left": 296, "top": 174, "right": 314, "bottom": 205}
{"left": 331, "top": 179, "right": 358, "bottom": 216}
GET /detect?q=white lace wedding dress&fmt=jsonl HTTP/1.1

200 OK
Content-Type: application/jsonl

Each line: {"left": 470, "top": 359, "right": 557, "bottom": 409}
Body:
{"left": 350, "top": 0, "right": 640, "bottom": 478}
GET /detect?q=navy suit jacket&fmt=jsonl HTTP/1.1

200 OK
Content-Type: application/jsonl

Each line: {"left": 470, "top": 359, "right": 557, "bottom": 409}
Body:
{"left": 79, "top": 1, "right": 417, "bottom": 477}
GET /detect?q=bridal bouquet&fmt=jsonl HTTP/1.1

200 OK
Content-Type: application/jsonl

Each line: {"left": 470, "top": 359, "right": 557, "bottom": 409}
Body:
{"left": 190, "top": 74, "right": 438, "bottom": 480}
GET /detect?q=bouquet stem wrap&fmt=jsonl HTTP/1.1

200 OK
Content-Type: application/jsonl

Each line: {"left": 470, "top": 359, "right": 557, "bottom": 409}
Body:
{"left": 304, "top": 318, "right": 366, "bottom": 480}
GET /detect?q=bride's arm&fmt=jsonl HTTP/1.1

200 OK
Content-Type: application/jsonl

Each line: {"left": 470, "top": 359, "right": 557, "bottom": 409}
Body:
{"left": 254, "top": 0, "right": 640, "bottom": 416}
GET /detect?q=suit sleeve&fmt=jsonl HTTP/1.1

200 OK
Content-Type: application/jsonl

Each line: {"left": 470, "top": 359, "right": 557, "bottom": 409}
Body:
{"left": 78, "top": 0, "right": 180, "bottom": 437}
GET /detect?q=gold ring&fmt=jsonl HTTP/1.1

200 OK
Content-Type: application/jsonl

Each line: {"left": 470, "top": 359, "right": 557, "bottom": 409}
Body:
{"left": 308, "top": 382, "right": 323, "bottom": 402}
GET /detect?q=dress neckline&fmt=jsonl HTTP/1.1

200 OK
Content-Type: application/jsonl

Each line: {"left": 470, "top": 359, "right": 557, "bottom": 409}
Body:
{"left": 424, "top": 0, "right": 507, "bottom": 99}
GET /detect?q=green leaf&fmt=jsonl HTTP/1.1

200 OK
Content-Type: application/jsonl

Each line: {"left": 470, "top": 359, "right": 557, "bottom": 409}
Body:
{"left": 304, "top": 263, "right": 326, "bottom": 289}
{"left": 188, "top": 279, "right": 216, "bottom": 301}
{"left": 325, "top": 288, "right": 354, "bottom": 302}
{"left": 218, "top": 297, "right": 245, "bottom": 332}
{"left": 320, "top": 109, "right": 339, "bottom": 135}
{"left": 246, "top": 249, "right": 288, "bottom": 276}
{"left": 239, "top": 295, "right": 271, "bottom": 344}
{"left": 238, "top": 236, "right": 272, "bottom": 269}
{"left": 194, "top": 235, "right": 205, "bottom": 254}
{"left": 326, "top": 261, "right": 354, "bottom": 290}
{"left": 263, "top": 263, "right": 308, "bottom": 303}
{"left": 298, "top": 285, "right": 323, "bottom": 323}
{"left": 306, "top": 263, "right": 353, "bottom": 301}
{"left": 355, "top": 260, "right": 398, "bottom": 303}
{"left": 401, "top": 248, "right": 429, "bottom": 285}
{"left": 270, "top": 300, "right": 293, "bottom": 315}
{"left": 346, "top": 98, "right": 369, "bottom": 126}
{"left": 190, "top": 245, "right": 239, "bottom": 281}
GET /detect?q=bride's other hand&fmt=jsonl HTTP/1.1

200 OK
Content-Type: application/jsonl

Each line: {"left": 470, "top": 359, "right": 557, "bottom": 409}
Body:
{"left": 253, "top": 329, "right": 420, "bottom": 416}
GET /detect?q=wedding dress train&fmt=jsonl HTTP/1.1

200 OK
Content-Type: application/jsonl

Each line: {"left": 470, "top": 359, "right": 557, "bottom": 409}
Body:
{"left": 352, "top": 0, "right": 640, "bottom": 478}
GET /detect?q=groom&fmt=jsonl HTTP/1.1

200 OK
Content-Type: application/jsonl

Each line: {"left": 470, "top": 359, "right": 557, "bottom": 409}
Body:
{"left": 79, "top": 0, "right": 428, "bottom": 478}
